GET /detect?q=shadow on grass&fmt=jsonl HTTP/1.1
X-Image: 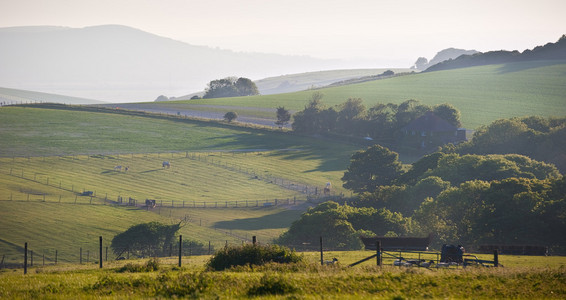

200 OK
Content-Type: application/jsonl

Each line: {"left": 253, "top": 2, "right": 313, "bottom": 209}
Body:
{"left": 497, "top": 60, "right": 566, "bottom": 74}
{"left": 213, "top": 209, "right": 303, "bottom": 230}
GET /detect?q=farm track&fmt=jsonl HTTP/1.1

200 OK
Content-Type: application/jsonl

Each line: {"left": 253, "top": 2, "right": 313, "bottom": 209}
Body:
{"left": 96, "top": 103, "right": 287, "bottom": 128}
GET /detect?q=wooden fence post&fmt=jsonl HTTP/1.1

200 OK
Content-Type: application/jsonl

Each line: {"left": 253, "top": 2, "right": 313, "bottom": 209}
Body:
{"left": 377, "top": 241, "right": 382, "bottom": 267}
{"left": 320, "top": 236, "right": 324, "bottom": 266}
{"left": 494, "top": 250, "right": 499, "bottom": 267}
{"left": 24, "top": 242, "right": 28, "bottom": 274}
{"left": 99, "top": 236, "right": 103, "bottom": 269}
{"left": 178, "top": 235, "right": 182, "bottom": 267}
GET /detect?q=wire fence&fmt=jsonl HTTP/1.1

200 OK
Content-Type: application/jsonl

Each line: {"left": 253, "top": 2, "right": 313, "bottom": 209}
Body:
{"left": 0, "top": 237, "right": 247, "bottom": 270}
{"left": 1, "top": 151, "right": 343, "bottom": 207}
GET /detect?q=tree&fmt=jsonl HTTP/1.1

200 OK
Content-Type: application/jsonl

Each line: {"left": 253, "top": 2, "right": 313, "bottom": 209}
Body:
{"left": 336, "top": 98, "right": 366, "bottom": 134}
{"left": 235, "top": 77, "right": 259, "bottom": 96}
{"left": 342, "top": 145, "right": 403, "bottom": 193}
{"left": 275, "top": 106, "right": 291, "bottom": 128}
{"left": 204, "top": 77, "right": 238, "bottom": 99}
{"left": 291, "top": 93, "right": 327, "bottom": 133}
{"left": 413, "top": 57, "right": 429, "bottom": 70}
{"left": 224, "top": 111, "right": 238, "bottom": 122}
{"left": 276, "top": 202, "right": 364, "bottom": 250}
{"left": 433, "top": 103, "right": 461, "bottom": 127}
{"left": 111, "top": 222, "right": 181, "bottom": 257}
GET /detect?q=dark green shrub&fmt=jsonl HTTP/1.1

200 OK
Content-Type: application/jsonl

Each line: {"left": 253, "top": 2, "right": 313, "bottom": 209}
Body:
{"left": 207, "top": 244, "right": 303, "bottom": 271}
{"left": 248, "top": 273, "right": 297, "bottom": 296}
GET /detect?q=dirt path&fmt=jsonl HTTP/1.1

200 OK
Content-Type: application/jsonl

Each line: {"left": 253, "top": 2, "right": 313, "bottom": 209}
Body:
{"left": 98, "top": 103, "right": 290, "bottom": 128}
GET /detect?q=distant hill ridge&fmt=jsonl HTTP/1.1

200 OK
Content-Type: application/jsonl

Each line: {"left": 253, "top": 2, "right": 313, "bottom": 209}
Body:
{"left": 425, "top": 35, "right": 566, "bottom": 72}
{"left": 0, "top": 25, "right": 346, "bottom": 102}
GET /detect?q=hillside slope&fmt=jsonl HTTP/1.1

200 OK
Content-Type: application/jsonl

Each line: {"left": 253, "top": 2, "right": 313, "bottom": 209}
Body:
{"left": 0, "top": 87, "right": 106, "bottom": 105}
{"left": 425, "top": 34, "right": 566, "bottom": 72}
{"left": 162, "top": 60, "right": 566, "bottom": 130}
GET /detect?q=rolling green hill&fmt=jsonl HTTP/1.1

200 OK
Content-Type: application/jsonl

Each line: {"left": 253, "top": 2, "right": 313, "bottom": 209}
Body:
{"left": 0, "top": 87, "right": 106, "bottom": 105}
{"left": 0, "top": 106, "right": 358, "bottom": 262}
{"left": 164, "top": 60, "right": 566, "bottom": 129}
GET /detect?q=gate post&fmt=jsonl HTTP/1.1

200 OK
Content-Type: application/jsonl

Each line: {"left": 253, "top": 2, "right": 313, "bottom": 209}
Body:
{"left": 377, "top": 241, "right": 382, "bottom": 267}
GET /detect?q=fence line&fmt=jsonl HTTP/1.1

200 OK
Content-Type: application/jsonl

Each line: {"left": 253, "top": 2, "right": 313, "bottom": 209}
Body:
{"left": 0, "top": 238, "right": 253, "bottom": 270}
{"left": 1, "top": 151, "right": 339, "bottom": 208}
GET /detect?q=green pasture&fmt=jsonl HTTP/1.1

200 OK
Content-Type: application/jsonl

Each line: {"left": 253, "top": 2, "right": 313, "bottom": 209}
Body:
{"left": 0, "top": 149, "right": 350, "bottom": 204}
{"left": 0, "top": 201, "right": 303, "bottom": 265}
{"left": 0, "top": 202, "right": 242, "bottom": 265}
{"left": 0, "top": 106, "right": 338, "bottom": 157}
{"left": 167, "top": 60, "right": 566, "bottom": 129}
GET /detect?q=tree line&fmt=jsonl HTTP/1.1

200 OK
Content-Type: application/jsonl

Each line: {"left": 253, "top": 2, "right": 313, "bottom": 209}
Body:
{"left": 290, "top": 93, "right": 461, "bottom": 142}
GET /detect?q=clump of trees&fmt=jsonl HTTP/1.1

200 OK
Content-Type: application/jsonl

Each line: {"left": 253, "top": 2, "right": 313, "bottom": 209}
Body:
{"left": 452, "top": 116, "right": 566, "bottom": 172}
{"left": 291, "top": 94, "right": 461, "bottom": 142}
{"left": 203, "top": 77, "right": 259, "bottom": 99}
{"left": 276, "top": 201, "right": 413, "bottom": 250}
{"left": 278, "top": 115, "right": 566, "bottom": 251}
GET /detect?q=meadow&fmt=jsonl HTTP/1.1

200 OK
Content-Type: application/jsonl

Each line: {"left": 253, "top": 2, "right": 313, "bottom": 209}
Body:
{"left": 166, "top": 60, "right": 566, "bottom": 129}
{"left": 0, "top": 253, "right": 565, "bottom": 299}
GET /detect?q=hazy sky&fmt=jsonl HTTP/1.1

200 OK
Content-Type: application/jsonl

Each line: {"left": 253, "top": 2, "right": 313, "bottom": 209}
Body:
{"left": 1, "top": 0, "right": 564, "bottom": 67}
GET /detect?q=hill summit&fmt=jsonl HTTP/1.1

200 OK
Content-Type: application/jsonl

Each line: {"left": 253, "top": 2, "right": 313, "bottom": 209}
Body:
{"left": 425, "top": 34, "right": 566, "bottom": 72}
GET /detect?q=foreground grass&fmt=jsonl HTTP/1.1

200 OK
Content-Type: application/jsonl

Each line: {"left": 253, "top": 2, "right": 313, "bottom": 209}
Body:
{"left": 1, "top": 258, "right": 565, "bottom": 299}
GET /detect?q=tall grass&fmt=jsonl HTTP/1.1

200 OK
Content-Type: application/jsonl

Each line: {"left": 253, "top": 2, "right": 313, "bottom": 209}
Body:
{"left": 1, "top": 258, "right": 564, "bottom": 299}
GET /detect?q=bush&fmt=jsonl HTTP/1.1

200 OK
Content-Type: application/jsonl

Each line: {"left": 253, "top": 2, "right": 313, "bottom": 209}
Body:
{"left": 207, "top": 244, "right": 303, "bottom": 271}
{"left": 248, "top": 273, "right": 297, "bottom": 296}
{"left": 117, "top": 258, "right": 160, "bottom": 273}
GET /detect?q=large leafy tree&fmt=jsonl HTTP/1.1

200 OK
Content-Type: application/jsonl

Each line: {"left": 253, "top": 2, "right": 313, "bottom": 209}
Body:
{"left": 336, "top": 97, "right": 366, "bottom": 134}
{"left": 111, "top": 222, "right": 182, "bottom": 257}
{"left": 342, "top": 145, "right": 403, "bottom": 193}
{"left": 291, "top": 93, "right": 328, "bottom": 133}
{"left": 433, "top": 103, "right": 461, "bottom": 127}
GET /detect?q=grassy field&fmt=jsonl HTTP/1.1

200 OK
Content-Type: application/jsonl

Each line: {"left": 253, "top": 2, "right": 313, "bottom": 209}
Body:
{"left": 1, "top": 254, "right": 565, "bottom": 299}
{"left": 0, "top": 201, "right": 303, "bottom": 265}
{"left": 164, "top": 60, "right": 566, "bottom": 129}
{"left": 0, "top": 106, "right": 356, "bottom": 265}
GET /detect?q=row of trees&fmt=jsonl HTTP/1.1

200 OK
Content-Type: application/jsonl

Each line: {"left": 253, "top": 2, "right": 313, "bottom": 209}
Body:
{"left": 291, "top": 93, "right": 461, "bottom": 141}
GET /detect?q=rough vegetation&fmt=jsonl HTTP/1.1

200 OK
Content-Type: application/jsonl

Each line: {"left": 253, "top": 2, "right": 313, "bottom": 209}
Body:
{"left": 207, "top": 243, "right": 303, "bottom": 271}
